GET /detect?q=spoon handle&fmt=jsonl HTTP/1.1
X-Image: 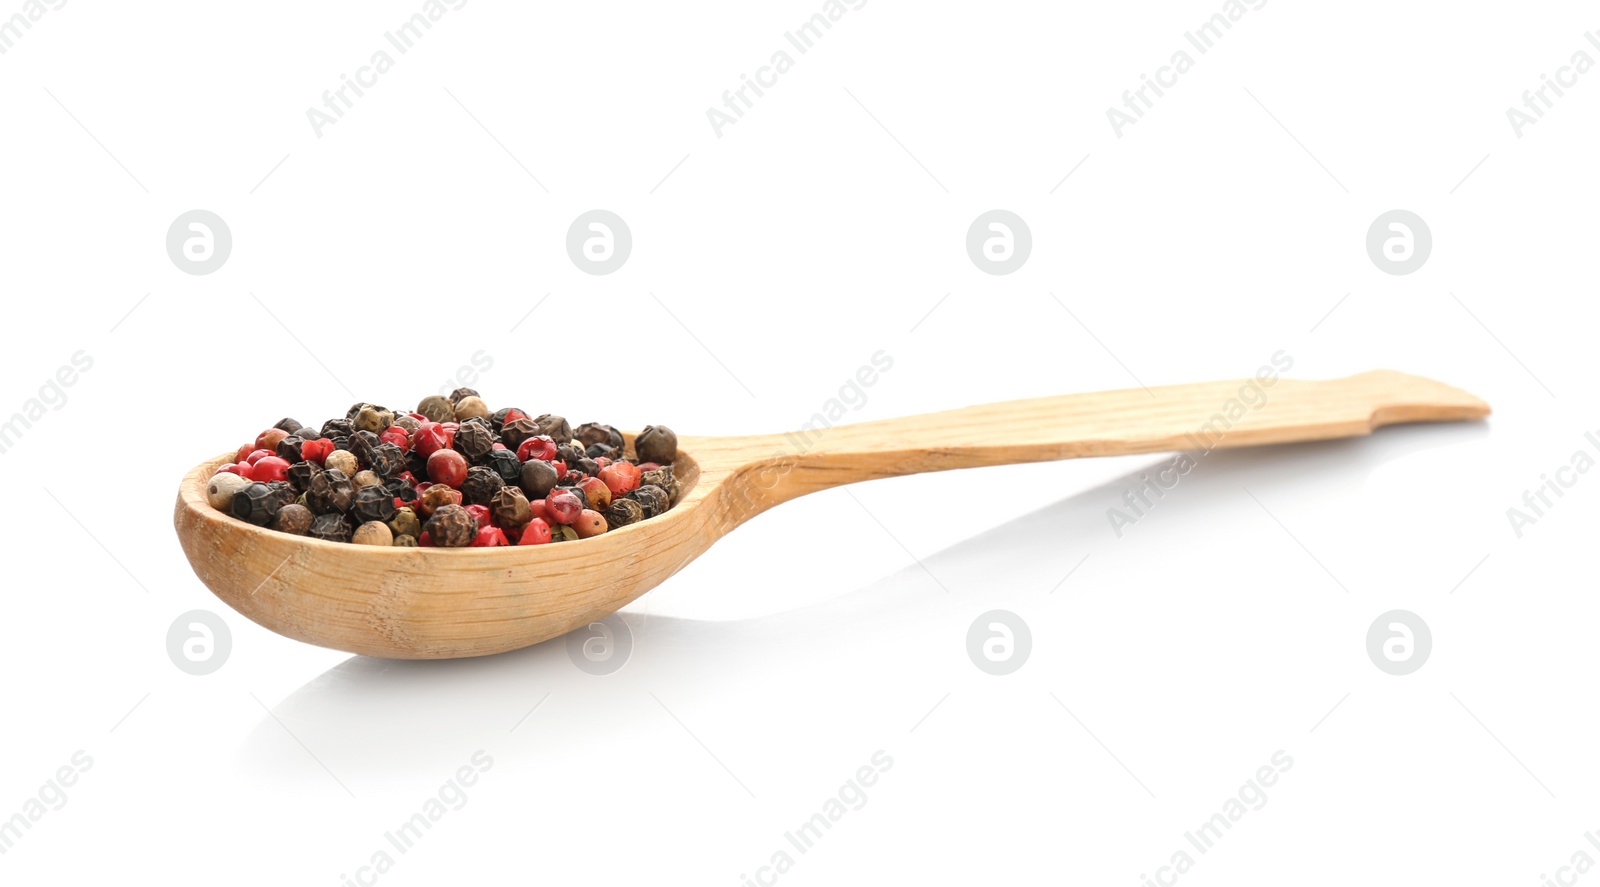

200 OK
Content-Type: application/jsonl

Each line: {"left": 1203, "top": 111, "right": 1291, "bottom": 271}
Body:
{"left": 726, "top": 369, "right": 1488, "bottom": 507}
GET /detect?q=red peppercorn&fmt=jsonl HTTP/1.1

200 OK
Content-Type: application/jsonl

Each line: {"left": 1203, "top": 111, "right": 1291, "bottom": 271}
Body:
{"left": 380, "top": 426, "right": 410, "bottom": 451}
{"left": 418, "top": 531, "right": 434, "bottom": 547}
{"left": 546, "top": 489, "right": 583, "bottom": 525}
{"left": 517, "top": 518, "right": 552, "bottom": 545}
{"left": 248, "top": 456, "right": 291, "bottom": 483}
{"left": 573, "top": 509, "right": 608, "bottom": 538}
{"left": 578, "top": 476, "right": 612, "bottom": 510}
{"left": 528, "top": 498, "right": 551, "bottom": 523}
{"left": 413, "top": 422, "right": 449, "bottom": 457}
{"left": 465, "top": 504, "right": 492, "bottom": 530}
{"left": 426, "top": 449, "right": 469, "bottom": 488}
{"left": 301, "top": 438, "right": 335, "bottom": 465}
{"left": 471, "top": 526, "right": 509, "bottom": 547}
{"left": 245, "top": 448, "right": 273, "bottom": 465}
{"left": 503, "top": 408, "right": 529, "bottom": 426}
{"left": 637, "top": 462, "right": 662, "bottom": 472}
{"left": 517, "top": 435, "right": 558, "bottom": 462}
{"left": 599, "top": 462, "right": 641, "bottom": 498}
{"left": 235, "top": 443, "right": 255, "bottom": 464}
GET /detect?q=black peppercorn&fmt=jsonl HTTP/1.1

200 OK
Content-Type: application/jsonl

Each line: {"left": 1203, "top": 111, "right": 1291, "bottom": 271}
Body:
{"left": 534, "top": 414, "right": 572, "bottom": 443}
{"left": 368, "top": 442, "right": 406, "bottom": 479}
{"left": 270, "top": 502, "right": 313, "bottom": 535}
{"left": 307, "top": 468, "right": 355, "bottom": 515}
{"left": 425, "top": 504, "right": 476, "bottom": 547}
{"left": 448, "top": 387, "right": 480, "bottom": 405}
{"left": 635, "top": 425, "right": 678, "bottom": 465}
{"left": 351, "top": 484, "right": 398, "bottom": 525}
{"left": 572, "top": 457, "right": 597, "bottom": 477}
{"left": 586, "top": 443, "right": 618, "bottom": 460}
{"left": 276, "top": 434, "right": 305, "bottom": 462}
{"left": 575, "top": 422, "right": 624, "bottom": 450}
{"left": 384, "top": 476, "right": 418, "bottom": 504}
{"left": 499, "top": 417, "right": 539, "bottom": 450}
{"left": 603, "top": 497, "right": 643, "bottom": 529}
{"left": 519, "top": 459, "right": 558, "bottom": 499}
{"left": 489, "top": 407, "right": 520, "bottom": 432}
{"left": 557, "top": 443, "right": 586, "bottom": 464}
{"left": 405, "top": 448, "right": 430, "bottom": 479}
{"left": 490, "top": 487, "right": 533, "bottom": 532}
{"left": 286, "top": 460, "right": 323, "bottom": 493}
{"left": 298, "top": 426, "right": 323, "bottom": 441}
{"left": 641, "top": 466, "right": 679, "bottom": 503}
{"left": 454, "top": 420, "right": 495, "bottom": 463}
{"left": 628, "top": 484, "right": 670, "bottom": 519}
{"left": 321, "top": 418, "right": 353, "bottom": 440}
{"left": 460, "top": 465, "right": 505, "bottom": 505}
{"left": 416, "top": 395, "right": 455, "bottom": 424}
{"left": 308, "top": 512, "right": 354, "bottom": 543}
{"left": 349, "top": 430, "right": 380, "bottom": 467}
{"left": 486, "top": 448, "right": 522, "bottom": 485}
{"left": 232, "top": 482, "right": 289, "bottom": 526}
{"left": 273, "top": 417, "right": 304, "bottom": 435}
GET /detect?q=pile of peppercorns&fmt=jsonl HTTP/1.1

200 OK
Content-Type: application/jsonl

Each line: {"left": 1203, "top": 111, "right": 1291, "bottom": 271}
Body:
{"left": 203, "top": 388, "right": 680, "bottom": 548}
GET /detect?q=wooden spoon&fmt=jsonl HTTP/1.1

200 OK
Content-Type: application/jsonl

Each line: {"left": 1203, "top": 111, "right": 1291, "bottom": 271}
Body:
{"left": 173, "top": 370, "right": 1487, "bottom": 659}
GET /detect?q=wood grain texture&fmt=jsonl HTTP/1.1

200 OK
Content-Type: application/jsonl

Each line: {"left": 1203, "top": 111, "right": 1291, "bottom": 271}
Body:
{"left": 173, "top": 370, "right": 1487, "bottom": 659}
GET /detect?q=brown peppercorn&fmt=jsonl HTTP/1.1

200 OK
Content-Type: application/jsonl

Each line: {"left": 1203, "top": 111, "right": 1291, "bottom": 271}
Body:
{"left": 416, "top": 484, "right": 462, "bottom": 518}
{"left": 270, "top": 502, "right": 314, "bottom": 535}
{"left": 454, "top": 395, "right": 490, "bottom": 421}
{"left": 388, "top": 507, "right": 422, "bottom": 539}
{"left": 635, "top": 425, "right": 678, "bottom": 465}
{"left": 324, "top": 449, "right": 359, "bottom": 477}
{"left": 628, "top": 484, "right": 670, "bottom": 519}
{"left": 641, "top": 466, "right": 679, "bottom": 503}
{"left": 286, "top": 460, "right": 323, "bottom": 494}
{"left": 416, "top": 395, "right": 456, "bottom": 423}
{"left": 308, "top": 512, "right": 354, "bottom": 543}
{"left": 460, "top": 465, "right": 505, "bottom": 506}
{"left": 454, "top": 420, "right": 495, "bottom": 463}
{"left": 603, "top": 497, "right": 644, "bottom": 529}
{"left": 575, "top": 422, "right": 624, "bottom": 450}
{"left": 490, "top": 487, "right": 533, "bottom": 532}
{"left": 352, "top": 484, "right": 398, "bottom": 524}
{"left": 448, "top": 387, "right": 480, "bottom": 406}
{"left": 206, "top": 473, "right": 252, "bottom": 511}
{"left": 353, "top": 405, "right": 394, "bottom": 435}
{"left": 534, "top": 414, "right": 572, "bottom": 443}
{"left": 392, "top": 534, "right": 418, "bottom": 547}
{"left": 519, "top": 459, "right": 559, "bottom": 499}
{"left": 425, "top": 504, "right": 477, "bottom": 547}
{"left": 499, "top": 417, "right": 539, "bottom": 450}
{"left": 351, "top": 521, "right": 394, "bottom": 546}
{"left": 307, "top": 468, "right": 355, "bottom": 515}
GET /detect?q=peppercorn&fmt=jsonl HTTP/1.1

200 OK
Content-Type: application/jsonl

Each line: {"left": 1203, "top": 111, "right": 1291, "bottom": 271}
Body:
{"left": 247, "top": 456, "right": 291, "bottom": 483}
{"left": 351, "top": 469, "right": 383, "bottom": 490}
{"left": 546, "top": 489, "right": 584, "bottom": 525}
{"left": 490, "top": 487, "right": 532, "bottom": 531}
{"left": 485, "top": 448, "right": 522, "bottom": 485}
{"left": 471, "top": 525, "right": 510, "bottom": 547}
{"left": 635, "top": 425, "right": 678, "bottom": 465}
{"left": 324, "top": 449, "right": 359, "bottom": 477}
{"left": 286, "top": 460, "right": 323, "bottom": 493}
{"left": 454, "top": 420, "right": 495, "bottom": 463}
{"left": 388, "top": 506, "right": 422, "bottom": 539}
{"left": 454, "top": 395, "right": 490, "bottom": 421}
{"left": 233, "top": 481, "right": 289, "bottom": 526}
{"left": 273, "top": 417, "right": 304, "bottom": 435}
{"left": 426, "top": 504, "right": 477, "bottom": 547}
{"left": 353, "top": 406, "right": 394, "bottom": 435}
{"left": 384, "top": 477, "right": 418, "bottom": 504}
{"left": 352, "top": 521, "right": 393, "bottom": 546}
{"left": 308, "top": 512, "right": 354, "bottom": 543}
{"left": 534, "top": 414, "right": 572, "bottom": 442}
{"left": 276, "top": 434, "right": 306, "bottom": 462}
{"left": 460, "top": 465, "right": 505, "bottom": 506}
{"left": 271, "top": 502, "right": 314, "bottom": 535}
{"left": 448, "top": 387, "right": 480, "bottom": 406}
{"left": 575, "top": 422, "right": 624, "bottom": 450}
{"left": 628, "top": 484, "right": 670, "bottom": 519}
{"left": 321, "top": 418, "right": 354, "bottom": 440}
{"left": 499, "top": 417, "right": 539, "bottom": 450}
{"left": 392, "top": 534, "right": 418, "bottom": 547}
{"left": 351, "top": 484, "right": 398, "bottom": 524}
{"left": 598, "top": 461, "right": 641, "bottom": 498}
{"left": 393, "top": 414, "right": 421, "bottom": 434}
{"left": 405, "top": 448, "right": 430, "bottom": 479}
{"left": 427, "top": 449, "right": 469, "bottom": 488}
{"left": 257, "top": 428, "right": 290, "bottom": 453}
{"left": 349, "top": 430, "right": 380, "bottom": 467}
{"left": 586, "top": 443, "right": 618, "bottom": 460}
{"left": 207, "top": 472, "right": 253, "bottom": 512}
{"left": 416, "top": 395, "right": 456, "bottom": 424}
{"left": 301, "top": 438, "right": 335, "bottom": 465}
{"left": 518, "top": 517, "right": 552, "bottom": 545}
{"left": 574, "top": 509, "right": 608, "bottom": 538}
{"left": 603, "top": 497, "right": 643, "bottom": 529}
{"left": 416, "top": 483, "right": 462, "bottom": 518}
{"left": 641, "top": 466, "right": 679, "bottom": 503}
{"left": 556, "top": 443, "right": 586, "bottom": 465}
{"left": 577, "top": 476, "right": 612, "bottom": 510}
{"left": 517, "top": 435, "right": 558, "bottom": 462}
{"left": 519, "top": 459, "right": 559, "bottom": 500}
{"left": 551, "top": 524, "right": 580, "bottom": 543}
{"left": 575, "top": 457, "right": 600, "bottom": 477}
{"left": 368, "top": 442, "right": 406, "bottom": 479}
{"left": 307, "top": 468, "right": 355, "bottom": 514}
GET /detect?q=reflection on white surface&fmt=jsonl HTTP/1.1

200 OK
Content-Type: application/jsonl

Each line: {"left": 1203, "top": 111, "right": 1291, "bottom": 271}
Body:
{"left": 240, "top": 421, "right": 1490, "bottom": 784}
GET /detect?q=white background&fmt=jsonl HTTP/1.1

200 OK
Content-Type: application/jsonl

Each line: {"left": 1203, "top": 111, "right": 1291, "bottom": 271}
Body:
{"left": 2, "top": 1, "right": 1597, "bottom": 883}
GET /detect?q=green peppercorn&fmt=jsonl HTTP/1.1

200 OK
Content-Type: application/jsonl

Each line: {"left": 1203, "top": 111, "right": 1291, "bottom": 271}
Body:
{"left": 271, "top": 503, "right": 314, "bottom": 535}
{"left": 550, "top": 524, "right": 580, "bottom": 543}
{"left": 490, "top": 487, "right": 533, "bottom": 532}
{"left": 454, "top": 420, "right": 495, "bottom": 463}
{"left": 460, "top": 465, "right": 505, "bottom": 506}
{"left": 519, "top": 459, "right": 559, "bottom": 499}
{"left": 500, "top": 417, "right": 539, "bottom": 450}
{"left": 308, "top": 512, "right": 354, "bottom": 543}
{"left": 426, "top": 504, "right": 477, "bottom": 547}
{"left": 392, "top": 534, "right": 418, "bottom": 547}
{"left": 207, "top": 473, "right": 252, "bottom": 512}
{"left": 534, "top": 414, "right": 572, "bottom": 442}
{"left": 352, "top": 521, "right": 393, "bottom": 546}
{"left": 307, "top": 468, "right": 355, "bottom": 515}
{"left": 353, "top": 405, "right": 394, "bottom": 435}
{"left": 635, "top": 425, "right": 678, "bottom": 465}
{"left": 603, "top": 497, "right": 643, "bottom": 529}
{"left": 352, "top": 484, "right": 398, "bottom": 524}
{"left": 416, "top": 395, "right": 455, "bottom": 423}
{"left": 388, "top": 506, "right": 422, "bottom": 540}
{"left": 628, "top": 484, "right": 670, "bottom": 519}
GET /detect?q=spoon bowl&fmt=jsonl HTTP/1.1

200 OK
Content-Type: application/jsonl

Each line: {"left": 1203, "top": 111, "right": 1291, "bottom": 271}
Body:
{"left": 175, "top": 370, "right": 1489, "bottom": 659}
